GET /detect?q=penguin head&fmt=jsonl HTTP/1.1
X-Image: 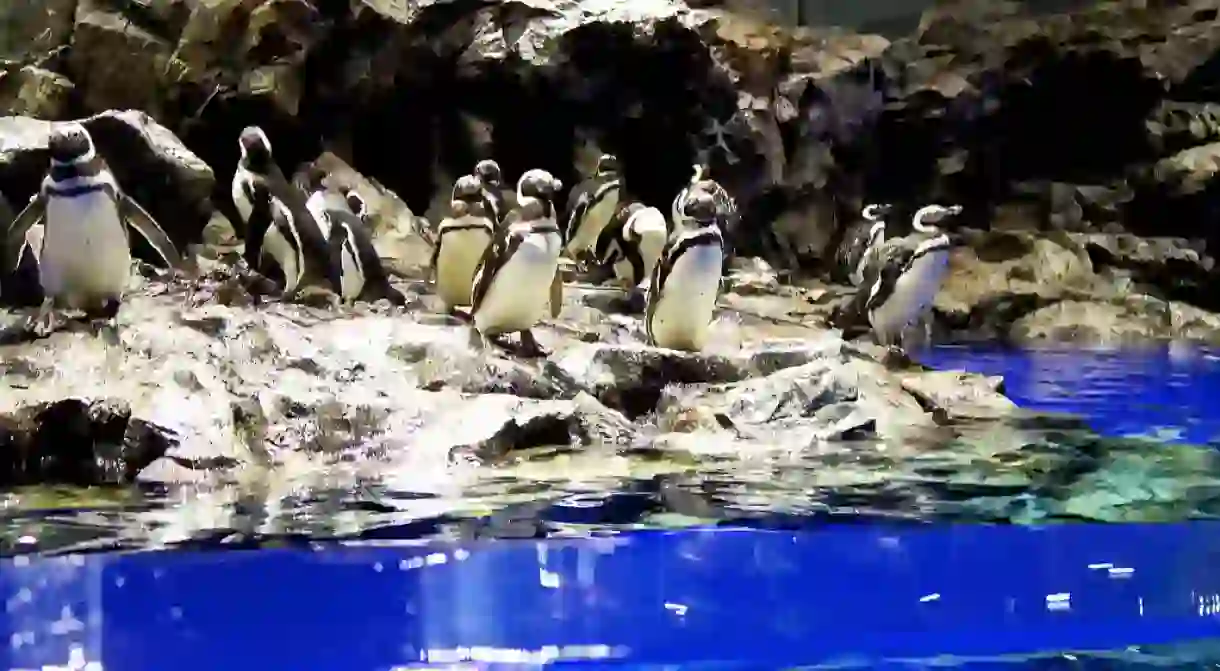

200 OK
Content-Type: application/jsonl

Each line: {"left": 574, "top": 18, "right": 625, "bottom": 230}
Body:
{"left": 343, "top": 188, "right": 368, "bottom": 220}
{"left": 517, "top": 169, "right": 562, "bottom": 203}
{"left": 595, "top": 154, "right": 619, "bottom": 177}
{"left": 682, "top": 191, "right": 718, "bottom": 224}
{"left": 912, "top": 203, "right": 963, "bottom": 233}
{"left": 48, "top": 123, "right": 94, "bottom": 165}
{"left": 475, "top": 159, "right": 502, "bottom": 186}
{"left": 237, "top": 126, "right": 273, "bottom": 169}
{"left": 861, "top": 203, "right": 892, "bottom": 221}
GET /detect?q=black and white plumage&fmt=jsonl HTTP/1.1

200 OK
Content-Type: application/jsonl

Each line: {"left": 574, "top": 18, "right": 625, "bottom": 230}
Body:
{"left": 670, "top": 163, "right": 736, "bottom": 234}
{"left": 563, "top": 153, "right": 621, "bottom": 259}
{"left": 469, "top": 168, "right": 565, "bottom": 357}
{"left": 3, "top": 122, "right": 181, "bottom": 332}
{"left": 646, "top": 191, "right": 725, "bottom": 352}
{"left": 231, "top": 126, "right": 338, "bottom": 298}
{"left": 473, "top": 159, "right": 512, "bottom": 226}
{"left": 591, "top": 201, "right": 668, "bottom": 290}
{"left": 431, "top": 174, "right": 496, "bottom": 310}
{"left": 832, "top": 203, "right": 892, "bottom": 286}
{"left": 855, "top": 204, "right": 964, "bottom": 352}
{"left": 301, "top": 176, "right": 404, "bottom": 305}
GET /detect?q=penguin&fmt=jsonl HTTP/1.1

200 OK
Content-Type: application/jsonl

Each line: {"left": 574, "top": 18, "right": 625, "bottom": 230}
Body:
{"left": 563, "top": 153, "right": 621, "bottom": 261}
{"left": 646, "top": 190, "right": 725, "bottom": 352}
{"left": 231, "top": 126, "right": 338, "bottom": 299}
{"left": 473, "top": 159, "right": 511, "bottom": 225}
{"left": 469, "top": 168, "right": 564, "bottom": 357}
{"left": 591, "top": 200, "right": 668, "bottom": 295}
{"left": 431, "top": 174, "right": 496, "bottom": 311}
{"left": 305, "top": 182, "right": 405, "bottom": 305}
{"left": 832, "top": 203, "right": 892, "bottom": 286}
{"left": 0, "top": 190, "right": 42, "bottom": 308}
{"left": 2, "top": 122, "right": 181, "bottom": 333}
{"left": 860, "top": 204, "right": 964, "bottom": 359}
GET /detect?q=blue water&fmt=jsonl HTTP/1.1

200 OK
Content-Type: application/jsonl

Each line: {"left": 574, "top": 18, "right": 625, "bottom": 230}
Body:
{"left": 6, "top": 346, "right": 1220, "bottom": 670}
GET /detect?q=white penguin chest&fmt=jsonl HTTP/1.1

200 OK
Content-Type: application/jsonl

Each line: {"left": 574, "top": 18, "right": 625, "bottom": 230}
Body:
{"left": 567, "top": 189, "right": 619, "bottom": 254}
{"left": 649, "top": 242, "right": 723, "bottom": 351}
{"left": 41, "top": 191, "right": 132, "bottom": 301}
{"left": 436, "top": 220, "right": 493, "bottom": 307}
{"left": 232, "top": 172, "right": 254, "bottom": 224}
{"left": 870, "top": 249, "right": 951, "bottom": 333}
{"left": 474, "top": 228, "right": 561, "bottom": 334}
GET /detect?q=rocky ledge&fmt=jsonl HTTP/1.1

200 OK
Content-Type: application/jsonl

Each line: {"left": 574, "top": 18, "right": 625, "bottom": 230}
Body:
{"left": 5, "top": 0, "right": 1220, "bottom": 548}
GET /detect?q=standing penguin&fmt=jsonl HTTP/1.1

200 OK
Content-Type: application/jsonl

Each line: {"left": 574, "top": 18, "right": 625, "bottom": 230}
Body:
{"left": 832, "top": 203, "right": 893, "bottom": 286}
{"left": 304, "top": 181, "right": 404, "bottom": 305}
{"left": 563, "top": 154, "right": 621, "bottom": 261}
{"left": 646, "top": 191, "right": 725, "bottom": 352}
{"left": 3, "top": 122, "right": 181, "bottom": 333}
{"left": 231, "top": 126, "right": 338, "bottom": 299}
{"left": 431, "top": 174, "right": 496, "bottom": 311}
{"left": 861, "top": 204, "right": 964, "bottom": 361}
{"left": 469, "top": 168, "right": 564, "bottom": 357}
{"left": 473, "top": 159, "right": 511, "bottom": 226}
{"left": 591, "top": 201, "right": 669, "bottom": 300}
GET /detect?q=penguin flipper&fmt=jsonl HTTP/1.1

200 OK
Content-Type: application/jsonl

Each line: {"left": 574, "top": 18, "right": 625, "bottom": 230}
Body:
{"left": 644, "top": 248, "right": 665, "bottom": 345}
{"left": 563, "top": 187, "right": 591, "bottom": 246}
{"left": 863, "top": 254, "right": 905, "bottom": 313}
{"left": 470, "top": 228, "right": 518, "bottom": 315}
{"left": 119, "top": 193, "right": 182, "bottom": 269}
{"left": 3, "top": 194, "right": 44, "bottom": 274}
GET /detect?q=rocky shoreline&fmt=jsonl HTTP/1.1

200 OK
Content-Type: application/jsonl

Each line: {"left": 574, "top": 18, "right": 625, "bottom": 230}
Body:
{"left": 3, "top": 0, "right": 1220, "bottom": 548}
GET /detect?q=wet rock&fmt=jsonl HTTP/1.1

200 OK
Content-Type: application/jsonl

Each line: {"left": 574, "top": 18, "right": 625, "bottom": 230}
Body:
{"left": 1009, "top": 295, "right": 1220, "bottom": 346}
{"left": 0, "top": 110, "right": 215, "bottom": 250}
{"left": 934, "top": 230, "right": 1101, "bottom": 338}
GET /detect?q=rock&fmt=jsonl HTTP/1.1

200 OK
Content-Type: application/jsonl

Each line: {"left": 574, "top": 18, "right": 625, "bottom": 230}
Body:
{"left": 1009, "top": 295, "right": 1220, "bottom": 346}
{"left": 0, "top": 0, "right": 77, "bottom": 63}
{"left": 0, "top": 110, "right": 215, "bottom": 250}
{"left": 934, "top": 230, "right": 1101, "bottom": 338}
{"left": 0, "top": 66, "right": 73, "bottom": 118}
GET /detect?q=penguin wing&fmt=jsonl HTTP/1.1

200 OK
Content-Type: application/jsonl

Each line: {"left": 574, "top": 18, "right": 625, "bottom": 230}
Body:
{"left": 644, "top": 243, "right": 667, "bottom": 343}
{"left": 243, "top": 180, "right": 275, "bottom": 269}
{"left": 3, "top": 194, "right": 44, "bottom": 274}
{"left": 592, "top": 206, "right": 626, "bottom": 265}
{"left": 470, "top": 227, "right": 521, "bottom": 314}
{"left": 863, "top": 244, "right": 913, "bottom": 313}
{"left": 118, "top": 193, "right": 182, "bottom": 269}
{"left": 563, "top": 182, "right": 593, "bottom": 243}
{"left": 338, "top": 210, "right": 392, "bottom": 287}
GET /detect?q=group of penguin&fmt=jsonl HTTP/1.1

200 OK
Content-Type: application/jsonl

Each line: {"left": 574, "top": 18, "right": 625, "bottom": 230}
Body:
{"left": 0, "top": 122, "right": 735, "bottom": 356}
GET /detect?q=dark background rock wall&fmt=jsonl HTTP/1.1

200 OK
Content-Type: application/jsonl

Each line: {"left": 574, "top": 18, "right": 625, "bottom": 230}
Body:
{"left": 5, "top": 0, "right": 1220, "bottom": 307}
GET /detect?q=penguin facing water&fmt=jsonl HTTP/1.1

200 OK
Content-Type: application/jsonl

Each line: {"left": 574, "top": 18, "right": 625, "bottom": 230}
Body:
{"left": 469, "top": 168, "right": 564, "bottom": 357}
{"left": 646, "top": 191, "right": 725, "bottom": 352}
{"left": 301, "top": 177, "right": 405, "bottom": 305}
{"left": 431, "top": 174, "right": 496, "bottom": 311}
{"left": 563, "top": 154, "right": 621, "bottom": 261}
{"left": 591, "top": 200, "right": 668, "bottom": 299}
{"left": 3, "top": 122, "right": 181, "bottom": 333}
{"left": 231, "top": 126, "right": 338, "bottom": 299}
{"left": 863, "top": 204, "right": 964, "bottom": 356}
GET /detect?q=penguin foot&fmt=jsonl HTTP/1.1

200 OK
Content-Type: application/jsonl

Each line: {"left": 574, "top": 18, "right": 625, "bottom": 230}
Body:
{"left": 625, "top": 289, "right": 648, "bottom": 315}
{"left": 467, "top": 327, "right": 487, "bottom": 352}
{"left": 517, "top": 329, "right": 549, "bottom": 358}
{"left": 881, "top": 346, "right": 912, "bottom": 370}
{"left": 28, "top": 301, "right": 59, "bottom": 338}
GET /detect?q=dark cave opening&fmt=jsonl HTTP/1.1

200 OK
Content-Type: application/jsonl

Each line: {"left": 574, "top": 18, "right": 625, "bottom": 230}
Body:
{"left": 974, "top": 47, "right": 1161, "bottom": 186}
